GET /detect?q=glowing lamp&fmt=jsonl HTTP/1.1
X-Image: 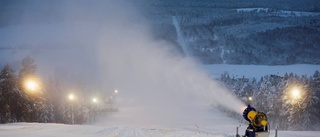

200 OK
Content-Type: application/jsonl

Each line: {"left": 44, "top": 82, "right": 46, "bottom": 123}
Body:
{"left": 92, "top": 98, "right": 98, "bottom": 103}
{"left": 69, "top": 94, "right": 75, "bottom": 100}
{"left": 26, "top": 80, "right": 38, "bottom": 91}
{"left": 291, "top": 88, "right": 300, "bottom": 99}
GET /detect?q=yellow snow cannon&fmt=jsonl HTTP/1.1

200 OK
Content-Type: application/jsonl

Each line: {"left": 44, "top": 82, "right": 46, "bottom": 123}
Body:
{"left": 237, "top": 105, "right": 270, "bottom": 137}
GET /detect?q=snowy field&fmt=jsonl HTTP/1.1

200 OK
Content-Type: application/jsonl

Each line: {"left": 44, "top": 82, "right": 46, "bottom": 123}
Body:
{"left": 1, "top": 114, "right": 320, "bottom": 137}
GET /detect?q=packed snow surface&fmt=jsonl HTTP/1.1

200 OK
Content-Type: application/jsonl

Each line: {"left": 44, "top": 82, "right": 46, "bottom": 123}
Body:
{"left": 1, "top": 116, "right": 320, "bottom": 137}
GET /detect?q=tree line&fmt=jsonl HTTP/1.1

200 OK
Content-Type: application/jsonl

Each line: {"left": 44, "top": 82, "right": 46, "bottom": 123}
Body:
{"left": 224, "top": 26, "right": 320, "bottom": 65}
{"left": 219, "top": 71, "right": 320, "bottom": 130}
{"left": 140, "top": 0, "right": 320, "bottom": 12}
{"left": 0, "top": 56, "right": 95, "bottom": 124}
{"left": 1, "top": 56, "right": 319, "bottom": 130}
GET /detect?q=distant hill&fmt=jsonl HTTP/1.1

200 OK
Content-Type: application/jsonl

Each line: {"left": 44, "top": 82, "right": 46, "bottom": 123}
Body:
{"left": 132, "top": 0, "right": 320, "bottom": 65}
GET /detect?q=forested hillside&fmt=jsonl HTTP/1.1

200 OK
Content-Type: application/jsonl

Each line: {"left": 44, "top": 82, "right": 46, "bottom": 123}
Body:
{"left": 1, "top": 0, "right": 320, "bottom": 65}
{"left": 132, "top": 0, "right": 320, "bottom": 65}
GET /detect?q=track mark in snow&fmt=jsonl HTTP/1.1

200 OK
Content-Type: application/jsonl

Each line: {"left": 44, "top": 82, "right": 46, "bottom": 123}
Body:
{"left": 220, "top": 46, "right": 227, "bottom": 64}
{"left": 172, "top": 16, "right": 191, "bottom": 57}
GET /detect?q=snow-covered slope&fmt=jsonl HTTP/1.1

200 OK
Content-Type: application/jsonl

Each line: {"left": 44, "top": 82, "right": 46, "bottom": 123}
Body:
{"left": 172, "top": 16, "right": 191, "bottom": 57}
{"left": 202, "top": 64, "right": 320, "bottom": 79}
{"left": 0, "top": 122, "right": 251, "bottom": 137}
{"left": 236, "top": 8, "right": 320, "bottom": 17}
{"left": 1, "top": 119, "right": 320, "bottom": 137}
{"left": 0, "top": 106, "right": 245, "bottom": 137}
{"left": 1, "top": 1, "right": 319, "bottom": 136}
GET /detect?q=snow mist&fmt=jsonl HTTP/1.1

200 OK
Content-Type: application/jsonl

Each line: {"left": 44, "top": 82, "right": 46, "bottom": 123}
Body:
{"left": 89, "top": 1, "right": 246, "bottom": 127}
{"left": 1, "top": 0, "right": 245, "bottom": 127}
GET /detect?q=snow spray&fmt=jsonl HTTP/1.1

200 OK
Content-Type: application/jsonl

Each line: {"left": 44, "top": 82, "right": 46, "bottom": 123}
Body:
{"left": 91, "top": 1, "right": 247, "bottom": 127}
{"left": 2, "top": 0, "right": 246, "bottom": 127}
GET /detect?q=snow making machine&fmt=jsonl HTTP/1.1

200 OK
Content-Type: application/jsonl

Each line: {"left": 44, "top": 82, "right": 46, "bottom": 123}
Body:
{"left": 237, "top": 105, "right": 270, "bottom": 137}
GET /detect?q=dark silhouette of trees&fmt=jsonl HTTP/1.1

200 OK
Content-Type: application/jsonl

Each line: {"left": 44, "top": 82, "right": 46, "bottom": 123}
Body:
{"left": 0, "top": 56, "right": 93, "bottom": 124}
{"left": 220, "top": 71, "right": 320, "bottom": 130}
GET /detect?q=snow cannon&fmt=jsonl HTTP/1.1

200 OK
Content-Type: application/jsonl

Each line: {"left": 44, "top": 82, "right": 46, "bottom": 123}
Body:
{"left": 236, "top": 105, "right": 270, "bottom": 137}
{"left": 243, "top": 105, "right": 268, "bottom": 128}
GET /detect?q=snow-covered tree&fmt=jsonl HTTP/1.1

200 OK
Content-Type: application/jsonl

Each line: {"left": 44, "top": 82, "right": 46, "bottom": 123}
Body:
{"left": 0, "top": 65, "right": 26, "bottom": 123}
{"left": 17, "top": 56, "right": 44, "bottom": 122}
{"left": 219, "top": 71, "right": 320, "bottom": 130}
{"left": 255, "top": 75, "right": 276, "bottom": 112}
{"left": 37, "top": 102, "right": 55, "bottom": 123}
{"left": 302, "top": 71, "right": 320, "bottom": 130}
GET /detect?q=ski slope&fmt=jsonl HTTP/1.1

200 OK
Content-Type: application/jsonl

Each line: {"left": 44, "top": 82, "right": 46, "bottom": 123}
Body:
{"left": 1, "top": 48, "right": 320, "bottom": 137}
{"left": 1, "top": 23, "right": 320, "bottom": 137}
{"left": 172, "top": 16, "right": 191, "bottom": 57}
{"left": 1, "top": 2, "right": 320, "bottom": 136}
{"left": 1, "top": 117, "right": 319, "bottom": 137}
{"left": 0, "top": 122, "right": 247, "bottom": 137}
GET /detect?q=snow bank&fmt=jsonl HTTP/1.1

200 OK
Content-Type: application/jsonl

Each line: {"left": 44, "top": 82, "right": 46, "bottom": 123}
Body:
{"left": 236, "top": 8, "right": 320, "bottom": 17}
{"left": 202, "top": 64, "right": 320, "bottom": 79}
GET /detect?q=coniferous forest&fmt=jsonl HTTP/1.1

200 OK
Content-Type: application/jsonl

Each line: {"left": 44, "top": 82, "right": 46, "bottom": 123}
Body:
{"left": 220, "top": 71, "right": 320, "bottom": 131}
{"left": 1, "top": 56, "right": 320, "bottom": 131}
{"left": 0, "top": 56, "right": 96, "bottom": 124}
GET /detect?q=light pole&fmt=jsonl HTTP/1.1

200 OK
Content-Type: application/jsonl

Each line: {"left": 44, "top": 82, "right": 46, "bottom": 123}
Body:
{"left": 23, "top": 77, "right": 41, "bottom": 122}
{"left": 92, "top": 97, "right": 98, "bottom": 122}
{"left": 113, "top": 89, "right": 119, "bottom": 111}
{"left": 286, "top": 86, "right": 305, "bottom": 129}
{"left": 68, "top": 93, "right": 75, "bottom": 124}
{"left": 289, "top": 87, "right": 305, "bottom": 108}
